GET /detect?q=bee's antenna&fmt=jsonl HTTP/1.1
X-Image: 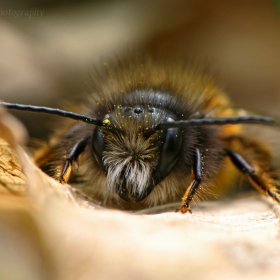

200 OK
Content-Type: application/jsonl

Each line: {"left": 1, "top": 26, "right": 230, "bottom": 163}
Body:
{"left": 1, "top": 102, "right": 103, "bottom": 126}
{"left": 156, "top": 116, "right": 274, "bottom": 129}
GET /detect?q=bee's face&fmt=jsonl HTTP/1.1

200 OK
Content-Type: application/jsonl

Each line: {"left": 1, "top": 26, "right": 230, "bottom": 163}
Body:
{"left": 92, "top": 102, "right": 183, "bottom": 202}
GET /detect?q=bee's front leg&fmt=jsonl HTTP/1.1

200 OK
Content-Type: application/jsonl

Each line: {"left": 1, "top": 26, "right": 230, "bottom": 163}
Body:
{"left": 60, "top": 137, "right": 89, "bottom": 183}
{"left": 177, "top": 148, "right": 202, "bottom": 214}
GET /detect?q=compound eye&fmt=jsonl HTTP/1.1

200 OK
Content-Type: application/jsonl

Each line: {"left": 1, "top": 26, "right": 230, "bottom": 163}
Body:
{"left": 158, "top": 118, "right": 182, "bottom": 178}
{"left": 92, "top": 127, "right": 105, "bottom": 168}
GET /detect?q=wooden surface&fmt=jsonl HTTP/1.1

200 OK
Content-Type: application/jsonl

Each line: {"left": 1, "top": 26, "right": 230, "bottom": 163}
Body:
{"left": 1, "top": 106, "right": 280, "bottom": 280}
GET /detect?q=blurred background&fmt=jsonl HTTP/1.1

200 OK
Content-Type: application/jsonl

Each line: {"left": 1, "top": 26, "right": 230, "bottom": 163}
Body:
{"left": 0, "top": 0, "right": 280, "bottom": 139}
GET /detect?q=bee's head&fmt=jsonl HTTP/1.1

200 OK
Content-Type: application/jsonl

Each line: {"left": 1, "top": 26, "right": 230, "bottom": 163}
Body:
{"left": 92, "top": 105, "right": 183, "bottom": 202}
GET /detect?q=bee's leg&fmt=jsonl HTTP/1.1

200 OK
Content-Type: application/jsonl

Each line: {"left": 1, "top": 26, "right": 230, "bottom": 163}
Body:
{"left": 60, "top": 137, "right": 88, "bottom": 184}
{"left": 177, "top": 148, "right": 202, "bottom": 214}
{"left": 227, "top": 149, "right": 280, "bottom": 203}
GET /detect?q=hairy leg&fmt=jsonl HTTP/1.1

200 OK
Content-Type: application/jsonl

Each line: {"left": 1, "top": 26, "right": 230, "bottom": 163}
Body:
{"left": 226, "top": 136, "right": 280, "bottom": 203}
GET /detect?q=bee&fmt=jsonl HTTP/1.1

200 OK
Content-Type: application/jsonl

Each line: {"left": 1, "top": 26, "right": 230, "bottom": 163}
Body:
{"left": 2, "top": 55, "right": 279, "bottom": 213}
